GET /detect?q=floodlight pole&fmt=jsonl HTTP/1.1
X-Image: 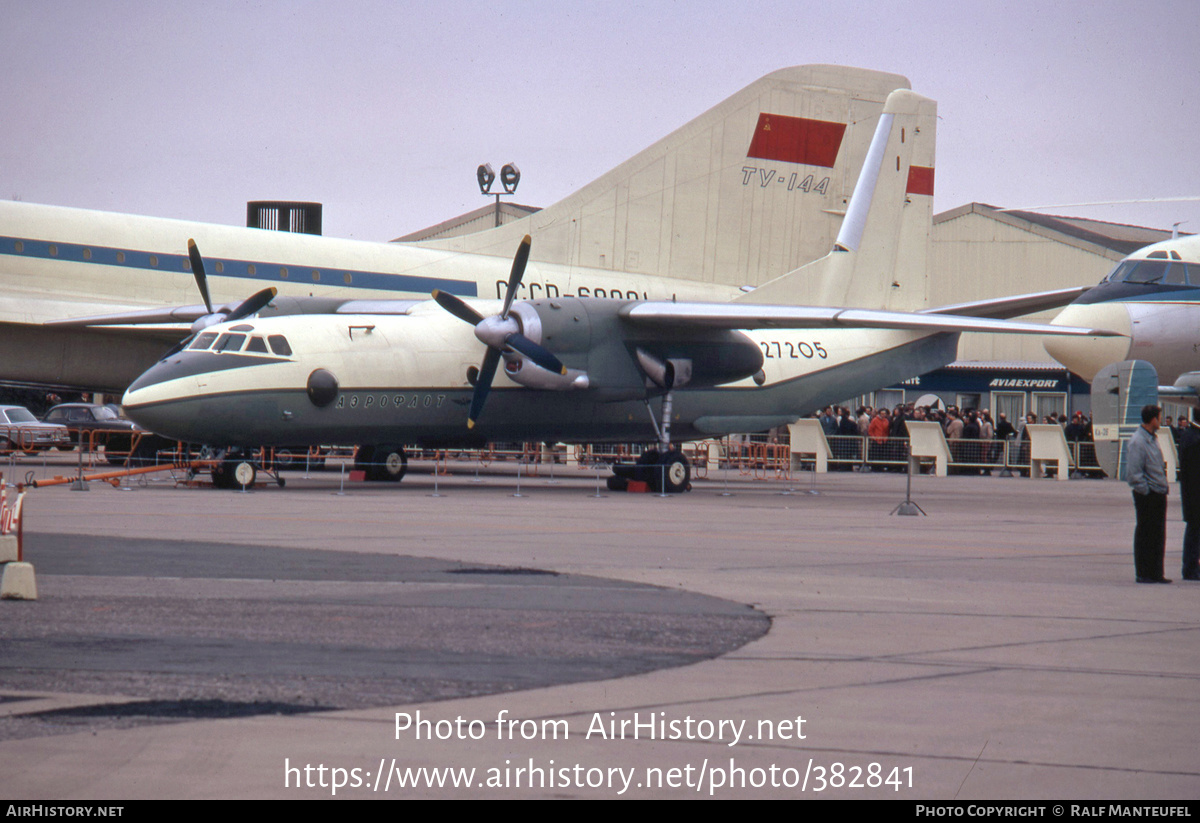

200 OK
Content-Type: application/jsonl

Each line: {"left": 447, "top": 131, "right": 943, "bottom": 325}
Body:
{"left": 477, "top": 163, "right": 521, "bottom": 228}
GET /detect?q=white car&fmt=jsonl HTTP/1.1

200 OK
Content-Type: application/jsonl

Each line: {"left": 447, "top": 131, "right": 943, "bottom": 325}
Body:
{"left": 0, "top": 405, "right": 71, "bottom": 454}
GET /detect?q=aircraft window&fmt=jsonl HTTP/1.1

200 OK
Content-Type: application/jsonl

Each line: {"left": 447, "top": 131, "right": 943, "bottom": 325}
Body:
{"left": 1162, "top": 262, "right": 1187, "bottom": 285}
{"left": 312, "top": 270, "right": 320, "bottom": 282}
{"left": 280, "top": 267, "right": 288, "bottom": 278}
{"left": 248, "top": 264, "right": 256, "bottom": 275}
{"left": 246, "top": 336, "right": 269, "bottom": 353}
{"left": 83, "top": 248, "right": 92, "bottom": 260}
{"left": 181, "top": 258, "right": 190, "bottom": 271}
{"left": 215, "top": 261, "right": 225, "bottom": 273}
{"left": 1148, "top": 251, "right": 1169, "bottom": 259}
{"left": 1171, "top": 251, "right": 1182, "bottom": 260}
{"left": 13, "top": 241, "right": 23, "bottom": 252}
{"left": 230, "top": 323, "right": 254, "bottom": 331}
{"left": 49, "top": 245, "right": 58, "bottom": 256}
{"left": 214, "top": 333, "right": 246, "bottom": 352}
{"left": 189, "top": 332, "right": 219, "bottom": 350}
{"left": 149, "top": 255, "right": 158, "bottom": 266}
{"left": 116, "top": 251, "right": 125, "bottom": 263}
{"left": 1115, "top": 260, "right": 1172, "bottom": 284}
{"left": 268, "top": 335, "right": 292, "bottom": 356}
{"left": 343, "top": 272, "right": 352, "bottom": 284}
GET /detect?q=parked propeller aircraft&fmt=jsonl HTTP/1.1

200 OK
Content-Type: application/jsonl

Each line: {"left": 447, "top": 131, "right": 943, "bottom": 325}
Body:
{"left": 1046, "top": 233, "right": 1200, "bottom": 397}
{"left": 114, "top": 89, "right": 1115, "bottom": 491}
{"left": 1, "top": 65, "right": 922, "bottom": 392}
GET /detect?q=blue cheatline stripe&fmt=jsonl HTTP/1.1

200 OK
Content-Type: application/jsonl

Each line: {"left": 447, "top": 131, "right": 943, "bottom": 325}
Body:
{"left": 0, "top": 234, "right": 478, "bottom": 297}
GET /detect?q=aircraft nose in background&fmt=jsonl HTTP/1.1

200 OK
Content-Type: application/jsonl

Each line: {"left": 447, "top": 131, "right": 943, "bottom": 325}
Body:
{"left": 1043, "top": 302, "right": 1132, "bottom": 380}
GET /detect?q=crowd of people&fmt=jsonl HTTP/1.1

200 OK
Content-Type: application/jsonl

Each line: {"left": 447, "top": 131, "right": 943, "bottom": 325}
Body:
{"left": 809, "top": 403, "right": 1103, "bottom": 472}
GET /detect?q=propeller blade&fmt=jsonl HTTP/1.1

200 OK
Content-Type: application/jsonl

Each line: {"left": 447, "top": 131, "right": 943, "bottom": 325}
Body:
{"left": 187, "top": 239, "right": 214, "bottom": 315}
{"left": 505, "top": 333, "right": 567, "bottom": 375}
{"left": 500, "top": 234, "right": 531, "bottom": 319}
{"left": 467, "top": 347, "right": 502, "bottom": 429}
{"left": 226, "top": 287, "right": 278, "bottom": 322}
{"left": 432, "top": 289, "right": 485, "bottom": 326}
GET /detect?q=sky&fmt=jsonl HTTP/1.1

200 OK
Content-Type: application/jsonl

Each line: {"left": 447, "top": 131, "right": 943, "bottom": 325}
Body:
{"left": 3, "top": 0, "right": 1198, "bottom": 243}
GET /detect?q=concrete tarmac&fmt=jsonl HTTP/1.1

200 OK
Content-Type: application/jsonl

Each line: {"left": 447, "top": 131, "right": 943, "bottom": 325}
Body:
{"left": 1, "top": 459, "right": 1198, "bottom": 799}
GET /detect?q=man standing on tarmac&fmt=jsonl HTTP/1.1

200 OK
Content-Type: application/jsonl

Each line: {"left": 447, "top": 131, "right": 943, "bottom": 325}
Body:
{"left": 1176, "top": 408, "right": 1200, "bottom": 581}
{"left": 1127, "top": 404, "right": 1171, "bottom": 583}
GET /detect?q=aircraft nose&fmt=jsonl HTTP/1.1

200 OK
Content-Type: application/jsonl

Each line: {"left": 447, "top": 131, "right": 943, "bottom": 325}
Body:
{"left": 1043, "top": 302, "right": 1132, "bottom": 380}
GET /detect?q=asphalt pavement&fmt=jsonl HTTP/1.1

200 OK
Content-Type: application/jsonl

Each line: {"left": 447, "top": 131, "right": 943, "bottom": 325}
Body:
{"left": 1, "top": 457, "right": 1197, "bottom": 799}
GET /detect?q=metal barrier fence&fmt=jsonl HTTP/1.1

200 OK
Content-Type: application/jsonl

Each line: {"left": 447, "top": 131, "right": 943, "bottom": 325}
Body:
{"left": 3, "top": 430, "right": 1107, "bottom": 483}
{"left": 817, "top": 435, "right": 1104, "bottom": 476}
{"left": 0, "top": 426, "right": 71, "bottom": 456}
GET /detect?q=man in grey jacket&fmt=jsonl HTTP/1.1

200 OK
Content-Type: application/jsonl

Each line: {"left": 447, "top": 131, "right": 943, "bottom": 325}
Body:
{"left": 1127, "top": 404, "right": 1171, "bottom": 583}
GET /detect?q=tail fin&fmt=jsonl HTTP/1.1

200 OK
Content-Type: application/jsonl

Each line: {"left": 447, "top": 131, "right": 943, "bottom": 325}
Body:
{"left": 404, "top": 66, "right": 909, "bottom": 289}
{"left": 735, "top": 88, "right": 936, "bottom": 311}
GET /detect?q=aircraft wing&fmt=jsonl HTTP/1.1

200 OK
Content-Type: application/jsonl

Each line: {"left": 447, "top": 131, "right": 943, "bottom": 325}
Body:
{"left": 43, "top": 297, "right": 425, "bottom": 329}
{"left": 920, "top": 286, "right": 1091, "bottom": 319}
{"left": 618, "top": 301, "right": 1121, "bottom": 336}
{"left": 43, "top": 304, "right": 211, "bottom": 328}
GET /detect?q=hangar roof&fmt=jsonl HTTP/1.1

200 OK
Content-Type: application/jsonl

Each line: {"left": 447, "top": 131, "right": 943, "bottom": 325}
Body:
{"left": 934, "top": 203, "right": 1184, "bottom": 256}
{"left": 393, "top": 202, "right": 541, "bottom": 242}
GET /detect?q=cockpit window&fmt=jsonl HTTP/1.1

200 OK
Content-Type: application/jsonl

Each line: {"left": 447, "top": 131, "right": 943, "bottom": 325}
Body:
{"left": 246, "top": 336, "right": 269, "bottom": 353}
{"left": 213, "top": 333, "right": 247, "bottom": 352}
{"left": 1106, "top": 259, "right": 1190, "bottom": 286}
{"left": 267, "top": 335, "right": 292, "bottom": 356}
{"left": 189, "top": 332, "right": 219, "bottom": 351}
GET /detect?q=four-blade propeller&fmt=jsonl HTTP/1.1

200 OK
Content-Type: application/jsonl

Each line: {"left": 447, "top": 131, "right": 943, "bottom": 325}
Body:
{"left": 432, "top": 235, "right": 565, "bottom": 428}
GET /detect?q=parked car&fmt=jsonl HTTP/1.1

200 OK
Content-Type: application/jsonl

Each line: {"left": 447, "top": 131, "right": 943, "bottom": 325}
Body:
{"left": 0, "top": 405, "right": 71, "bottom": 454}
{"left": 43, "top": 403, "right": 148, "bottom": 463}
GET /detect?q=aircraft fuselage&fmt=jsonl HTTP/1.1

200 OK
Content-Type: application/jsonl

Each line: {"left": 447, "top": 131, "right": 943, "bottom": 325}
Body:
{"left": 122, "top": 300, "right": 958, "bottom": 447}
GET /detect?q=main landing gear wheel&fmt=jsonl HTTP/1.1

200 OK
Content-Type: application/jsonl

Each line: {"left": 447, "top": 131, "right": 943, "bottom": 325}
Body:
{"left": 361, "top": 444, "right": 407, "bottom": 482}
{"left": 650, "top": 449, "right": 691, "bottom": 494}
{"left": 611, "top": 448, "right": 691, "bottom": 493}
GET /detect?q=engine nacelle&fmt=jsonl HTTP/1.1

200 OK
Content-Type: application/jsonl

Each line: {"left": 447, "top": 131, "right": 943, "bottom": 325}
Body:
{"left": 502, "top": 351, "right": 589, "bottom": 391}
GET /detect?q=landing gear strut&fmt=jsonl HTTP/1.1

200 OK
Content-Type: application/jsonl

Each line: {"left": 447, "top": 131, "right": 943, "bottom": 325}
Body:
{"left": 610, "top": 391, "right": 692, "bottom": 493}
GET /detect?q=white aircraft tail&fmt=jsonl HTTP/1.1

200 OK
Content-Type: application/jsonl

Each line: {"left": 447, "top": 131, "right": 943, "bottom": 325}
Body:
{"left": 405, "top": 66, "right": 910, "bottom": 290}
{"left": 735, "top": 88, "right": 936, "bottom": 311}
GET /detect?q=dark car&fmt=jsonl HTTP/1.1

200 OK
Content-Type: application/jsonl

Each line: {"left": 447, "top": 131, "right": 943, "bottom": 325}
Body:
{"left": 42, "top": 403, "right": 144, "bottom": 464}
{"left": 0, "top": 405, "right": 71, "bottom": 454}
